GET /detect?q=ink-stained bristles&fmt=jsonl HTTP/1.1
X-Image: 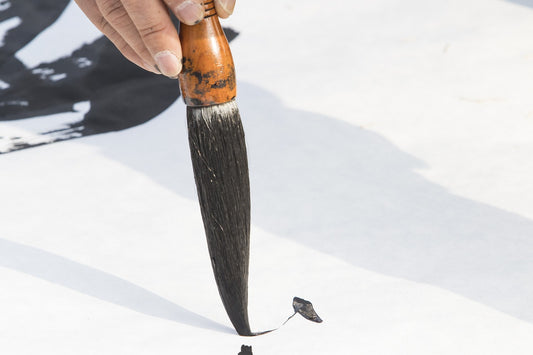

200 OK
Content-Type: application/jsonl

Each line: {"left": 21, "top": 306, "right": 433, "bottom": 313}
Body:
{"left": 187, "top": 100, "right": 252, "bottom": 336}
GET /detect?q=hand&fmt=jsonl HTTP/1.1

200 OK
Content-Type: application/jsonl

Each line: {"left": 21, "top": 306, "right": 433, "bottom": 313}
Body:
{"left": 74, "top": 0, "right": 235, "bottom": 78}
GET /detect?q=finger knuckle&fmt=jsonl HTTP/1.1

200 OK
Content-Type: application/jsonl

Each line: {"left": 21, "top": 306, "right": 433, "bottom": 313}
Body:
{"left": 97, "top": 16, "right": 112, "bottom": 33}
{"left": 97, "top": 0, "right": 129, "bottom": 25}
{"left": 138, "top": 22, "right": 168, "bottom": 40}
{"left": 136, "top": 46, "right": 152, "bottom": 60}
{"left": 116, "top": 39, "right": 131, "bottom": 54}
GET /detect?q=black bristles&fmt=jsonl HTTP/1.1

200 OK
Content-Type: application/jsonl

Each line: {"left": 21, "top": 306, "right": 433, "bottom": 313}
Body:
{"left": 187, "top": 100, "right": 252, "bottom": 336}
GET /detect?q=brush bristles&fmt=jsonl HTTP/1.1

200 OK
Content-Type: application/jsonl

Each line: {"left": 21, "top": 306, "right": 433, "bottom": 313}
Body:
{"left": 187, "top": 100, "right": 252, "bottom": 336}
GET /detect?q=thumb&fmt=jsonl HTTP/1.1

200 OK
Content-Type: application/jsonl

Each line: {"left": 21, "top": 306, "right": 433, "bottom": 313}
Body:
{"left": 214, "top": 0, "right": 235, "bottom": 18}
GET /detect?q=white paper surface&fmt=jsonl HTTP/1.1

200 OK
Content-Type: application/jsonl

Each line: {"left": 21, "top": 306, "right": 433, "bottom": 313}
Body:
{"left": 2, "top": 0, "right": 533, "bottom": 353}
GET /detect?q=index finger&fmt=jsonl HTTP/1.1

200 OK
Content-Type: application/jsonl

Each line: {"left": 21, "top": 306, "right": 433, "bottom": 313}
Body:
{"left": 122, "top": 0, "right": 182, "bottom": 78}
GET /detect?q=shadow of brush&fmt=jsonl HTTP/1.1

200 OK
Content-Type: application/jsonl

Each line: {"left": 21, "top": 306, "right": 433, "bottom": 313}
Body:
{"left": 89, "top": 81, "right": 533, "bottom": 324}
{"left": 506, "top": 0, "right": 533, "bottom": 8}
{"left": 240, "top": 83, "right": 533, "bottom": 324}
{"left": 0, "top": 238, "right": 233, "bottom": 334}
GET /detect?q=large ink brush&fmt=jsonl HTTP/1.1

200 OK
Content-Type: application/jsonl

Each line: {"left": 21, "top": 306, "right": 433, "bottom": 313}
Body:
{"left": 178, "top": 1, "right": 252, "bottom": 336}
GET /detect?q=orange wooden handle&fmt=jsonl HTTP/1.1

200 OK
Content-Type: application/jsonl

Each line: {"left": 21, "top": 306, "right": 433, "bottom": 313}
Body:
{"left": 178, "top": 1, "right": 236, "bottom": 107}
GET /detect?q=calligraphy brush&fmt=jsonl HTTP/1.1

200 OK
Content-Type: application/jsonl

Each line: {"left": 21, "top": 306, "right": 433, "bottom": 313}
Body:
{"left": 178, "top": 1, "right": 252, "bottom": 336}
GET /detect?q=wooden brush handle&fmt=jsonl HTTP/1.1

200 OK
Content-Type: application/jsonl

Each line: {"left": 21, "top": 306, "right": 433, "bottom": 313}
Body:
{"left": 178, "top": 1, "right": 236, "bottom": 107}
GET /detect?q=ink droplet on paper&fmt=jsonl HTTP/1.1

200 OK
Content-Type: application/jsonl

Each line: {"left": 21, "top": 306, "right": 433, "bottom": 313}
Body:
{"left": 293, "top": 297, "right": 323, "bottom": 323}
{"left": 238, "top": 344, "right": 253, "bottom": 355}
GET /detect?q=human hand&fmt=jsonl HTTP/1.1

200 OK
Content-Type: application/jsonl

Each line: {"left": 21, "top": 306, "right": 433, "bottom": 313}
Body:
{"left": 74, "top": 0, "right": 235, "bottom": 78}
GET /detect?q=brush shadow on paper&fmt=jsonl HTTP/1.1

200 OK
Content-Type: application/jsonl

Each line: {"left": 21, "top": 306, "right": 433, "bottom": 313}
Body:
{"left": 0, "top": 238, "right": 233, "bottom": 334}
{"left": 88, "top": 82, "right": 533, "bottom": 325}
{"left": 506, "top": 0, "right": 533, "bottom": 8}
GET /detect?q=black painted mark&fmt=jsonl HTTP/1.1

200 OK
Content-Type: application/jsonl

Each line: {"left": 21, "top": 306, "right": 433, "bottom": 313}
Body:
{"left": 0, "top": 2, "right": 238, "bottom": 154}
{"left": 238, "top": 345, "right": 253, "bottom": 355}
{"left": 211, "top": 79, "right": 228, "bottom": 89}
{"left": 252, "top": 296, "right": 323, "bottom": 336}
{"left": 0, "top": 0, "right": 70, "bottom": 72}
{"left": 293, "top": 297, "right": 323, "bottom": 323}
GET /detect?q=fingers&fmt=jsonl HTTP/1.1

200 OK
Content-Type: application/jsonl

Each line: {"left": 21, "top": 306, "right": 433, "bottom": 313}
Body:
{"left": 121, "top": 0, "right": 182, "bottom": 77}
{"left": 74, "top": 0, "right": 236, "bottom": 78}
{"left": 94, "top": 0, "right": 158, "bottom": 73}
{"left": 75, "top": 0, "right": 156, "bottom": 73}
{"left": 214, "top": 0, "right": 235, "bottom": 19}
{"left": 162, "top": 0, "right": 235, "bottom": 24}
{"left": 163, "top": 0, "right": 204, "bottom": 25}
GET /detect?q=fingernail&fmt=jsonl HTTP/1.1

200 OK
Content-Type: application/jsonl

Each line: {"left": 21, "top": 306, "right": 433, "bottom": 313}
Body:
{"left": 154, "top": 51, "right": 182, "bottom": 78}
{"left": 217, "top": 0, "right": 235, "bottom": 16}
{"left": 176, "top": 1, "right": 204, "bottom": 25}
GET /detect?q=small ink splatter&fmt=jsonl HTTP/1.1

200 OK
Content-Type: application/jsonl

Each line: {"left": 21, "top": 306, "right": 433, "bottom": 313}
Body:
{"left": 238, "top": 344, "right": 253, "bottom": 355}
{"left": 293, "top": 297, "right": 323, "bottom": 323}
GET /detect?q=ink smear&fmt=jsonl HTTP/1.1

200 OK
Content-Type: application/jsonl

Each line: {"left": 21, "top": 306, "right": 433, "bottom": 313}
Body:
{"left": 293, "top": 297, "right": 323, "bottom": 323}
{"left": 238, "top": 345, "right": 253, "bottom": 354}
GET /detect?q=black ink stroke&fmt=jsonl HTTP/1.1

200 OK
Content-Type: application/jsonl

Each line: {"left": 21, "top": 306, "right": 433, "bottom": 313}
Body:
{"left": 0, "top": 1, "right": 238, "bottom": 154}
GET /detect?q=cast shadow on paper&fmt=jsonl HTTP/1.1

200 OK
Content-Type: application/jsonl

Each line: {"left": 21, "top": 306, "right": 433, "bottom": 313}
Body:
{"left": 0, "top": 238, "right": 233, "bottom": 334}
{"left": 94, "top": 82, "right": 533, "bottom": 325}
